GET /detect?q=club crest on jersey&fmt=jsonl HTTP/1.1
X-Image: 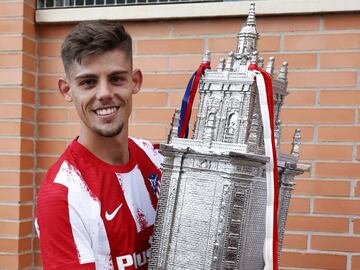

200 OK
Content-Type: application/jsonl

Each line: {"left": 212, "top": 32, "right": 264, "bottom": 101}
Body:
{"left": 147, "top": 173, "right": 160, "bottom": 198}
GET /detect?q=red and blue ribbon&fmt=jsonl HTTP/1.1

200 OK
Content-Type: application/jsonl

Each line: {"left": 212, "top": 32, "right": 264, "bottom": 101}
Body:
{"left": 178, "top": 62, "right": 211, "bottom": 138}
{"left": 249, "top": 64, "right": 279, "bottom": 270}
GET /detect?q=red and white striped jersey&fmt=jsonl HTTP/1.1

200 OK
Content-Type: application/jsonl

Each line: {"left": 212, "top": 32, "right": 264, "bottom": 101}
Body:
{"left": 35, "top": 137, "right": 163, "bottom": 270}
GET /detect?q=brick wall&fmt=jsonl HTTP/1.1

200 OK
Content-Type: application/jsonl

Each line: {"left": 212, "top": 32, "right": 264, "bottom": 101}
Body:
{"left": 0, "top": 0, "right": 36, "bottom": 269}
{"left": 1, "top": 7, "right": 359, "bottom": 270}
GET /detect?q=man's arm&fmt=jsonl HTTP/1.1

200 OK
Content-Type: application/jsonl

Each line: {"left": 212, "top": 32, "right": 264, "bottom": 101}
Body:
{"left": 36, "top": 183, "right": 96, "bottom": 270}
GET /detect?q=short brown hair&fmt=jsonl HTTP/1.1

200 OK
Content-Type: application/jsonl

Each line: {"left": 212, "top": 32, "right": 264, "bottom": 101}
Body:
{"left": 61, "top": 21, "right": 132, "bottom": 74}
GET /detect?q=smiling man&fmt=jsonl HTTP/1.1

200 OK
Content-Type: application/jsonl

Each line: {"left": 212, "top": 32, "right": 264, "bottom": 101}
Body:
{"left": 35, "top": 21, "right": 163, "bottom": 270}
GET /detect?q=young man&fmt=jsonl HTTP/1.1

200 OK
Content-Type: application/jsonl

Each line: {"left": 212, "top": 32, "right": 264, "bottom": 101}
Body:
{"left": 35, "top": 21, "right": 163, "bottom": 270}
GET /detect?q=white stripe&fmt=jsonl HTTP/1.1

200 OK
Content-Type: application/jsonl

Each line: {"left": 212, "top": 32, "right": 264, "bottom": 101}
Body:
{"left": 54, "top": 161, "right": 113, "bottom": 269}
{"left": 251, "top": 70, "right": 275, "bottom": 270}
{"left": 116, "top": 165, "right": 156, "bottom": 233}
{"left": 131, "top": 137, "right": 164, "bottom": 168}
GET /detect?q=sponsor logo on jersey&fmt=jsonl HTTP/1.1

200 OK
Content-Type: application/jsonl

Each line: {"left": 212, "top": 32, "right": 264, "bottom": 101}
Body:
{"left": 116, "top": 248, "right": 151, "bottom": 270}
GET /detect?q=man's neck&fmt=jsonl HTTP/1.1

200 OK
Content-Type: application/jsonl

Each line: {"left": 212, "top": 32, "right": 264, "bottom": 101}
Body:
{"left": 78, "top": 128, "right": 129, "bottom": 166}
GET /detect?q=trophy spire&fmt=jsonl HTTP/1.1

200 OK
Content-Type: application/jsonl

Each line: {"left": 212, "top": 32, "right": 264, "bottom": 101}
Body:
{"left": 236, "top": 1, "right": 259, "bottom": 58}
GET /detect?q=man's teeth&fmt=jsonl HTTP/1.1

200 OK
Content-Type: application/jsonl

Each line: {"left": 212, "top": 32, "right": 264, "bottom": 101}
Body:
{"left": 96, "top": 107, "right": 117, "bottom": 116}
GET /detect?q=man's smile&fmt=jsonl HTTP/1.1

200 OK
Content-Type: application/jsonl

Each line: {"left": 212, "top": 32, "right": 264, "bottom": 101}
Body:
{"left": 94, "top": 106, "right": 119, "bottom": 116}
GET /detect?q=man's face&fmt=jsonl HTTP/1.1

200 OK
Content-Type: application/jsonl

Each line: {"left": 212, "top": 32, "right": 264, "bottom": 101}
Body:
{"left": 59, "top": 49, "right": 142, "bottom": 138}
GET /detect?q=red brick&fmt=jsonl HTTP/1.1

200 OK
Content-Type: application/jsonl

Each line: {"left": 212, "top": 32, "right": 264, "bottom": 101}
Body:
{"left": 280, "top": 252, "right": 346, "bottom": 270}
{"left": 0, "top": 172, "right": 32, "bottom": 186}
{"left": 288, "top": 71, "right": 357, "bottom": 88}
{"left": 283, "top": 91, "right": 316, "bottom": 106}
{"left": 0, "top": 253, "right": 32, "bottom": 269}
{"left": 22, "top": 37, "right": 36, "bottom": 55}
{"left": 38, "top": 42, "right": 62, "bottom": 57}
{"left": 352, "top": 256, "right": 360, "bottom": 270}
{"left": 129, "top": 125, "right": 168, "bottom": 142}
{"left": 357, "top": 145, "right": 360, "bottom": 161}
{"left": 0, "top": 2, "right": 23, "bottom": 17}
{"left": 316, "top": 162, "right": 360, "bottom": 178}
{"left": 38, "top": 108, "right": 68, "bottom": 122}
{"left": 0, "top": 36, "right": 22, "bottom": 51}
{"left": 281, "top": 108, "right": 354, "bottom": 124}
{"left": 133, "top": 92, "right": 168, "bottom": 107}
{"left": 208, "top": 36, "right": 280, "bottom": 53}
{"left": 137, "top": 39, "right": 204, "bottom": 54}
{"left": 38, "top": 124, "right": 79, "bottom": 139}
{"left": 312, "top": 235, "right": 360, "bottom": 252}
{"left": 0, "top": 187, "right": 32, "bottom": 202}
{"left": 265, "top": 53, "right": 317, "bottom": 69}
{"left": 314, "top": 198, "right": 360, "bottom": 215}
{"left": 0, "top": 20, "right": 22, "bottom": 34}
{"left": 133, "top": 108, "right": 174, "bottom": 123}
{"left": 39, "top": 58, "right": 65, "bottom": 74}
{"left": 37, "top": 156, "right": 58, "bottom": 170}
{"left": 123, "top": 21, "right": 170, "bottom": 37}
{"left": 281, "top": 126, "right": 314, "bottom": 142}
{"left": 142, "top": 74, "right": 189, "bottom": 89}
{"left": 286, "top": 215, "right": 349, "bottom": 233}
{"left": 0, "top": 221, "right": 33, "bottom": 236}
{"left": 38, "top": 24, "right": 72, "bottom": 39}
{"left": 285, "top": 33, "right": 360, "bottom": 51}
{"left": 288, "top": 197, "right": 310, "bottom": 213}
{"left": 23, "top": 54, "right": 36, "bottom": 71}
{"left": 318, "top": 126, "right": 360, "bottom": 142}
{"left": 282, "top": 233, "right": 307, "bottom": 249}
{"left": 39, "top": 91, "right": 70, "bottom": 107}
{"left": 0, "top": 205, "right": 32, "bottom": 219}
{"left": 133, "top": 57, "right": 168, "bottom": 72}
{"left": 36, "top": 140, "right": 67, "bottom": 155}
{"left": 34, "top": 251, "right": 42, "bottom": 267}
{"left": 320, "top": 90, "right": 360, "bottom": 106}
{"left": 23, "top": 20, "right": 35, "bottom": 39}
{"left": 38, "top": 75, "right": 61, "bottom": 90}
{"left": 172, "top": 18, "right": 240, "bottom": 35}
{"left": 0, "top": 238, "right": 31, "bottom": 253}
{"left": 0, "top": 54, "right": 22, "bottom": 68}
{"left": 324, "top": 14, "right": 360, "bottom": 30}
{"left": 320, "top": 52, "right": 360, "bottom": 68}
{"left": 355, "top": 181, "right": 360, "bottom": 196}
{"left": 0, "top": 70, "right": 22, "bottom": 84}
{"left": 293, "top": 180, "right": 350, "bottom": 197}
{"left": 296, "top": 144, "right": 352, "bottom": 161}
{"left": 354, "top": 219, "right": 360, "bottom": 234}
{"left": 257, "top": 15, "right": 320, "bottom": 32}
{"left": 169, "top": 55, "right": 205, "bottom": 71}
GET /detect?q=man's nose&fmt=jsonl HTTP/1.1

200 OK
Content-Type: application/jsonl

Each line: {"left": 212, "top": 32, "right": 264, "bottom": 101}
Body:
{"left": 96, "top": 81, "right": 112, "bottom": 101}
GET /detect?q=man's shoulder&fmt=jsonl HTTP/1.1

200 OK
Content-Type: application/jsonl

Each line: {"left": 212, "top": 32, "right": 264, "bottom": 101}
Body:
{"left": 41, "top": 142, "right": 74, "bottom": 182}
{"left": 129, "top": 137, "right": 164, "bottom": 168}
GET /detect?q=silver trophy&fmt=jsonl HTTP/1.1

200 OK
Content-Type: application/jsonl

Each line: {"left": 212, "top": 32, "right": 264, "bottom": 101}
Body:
{"left": 149, "top": 3, "right": 309, "bottom": 269}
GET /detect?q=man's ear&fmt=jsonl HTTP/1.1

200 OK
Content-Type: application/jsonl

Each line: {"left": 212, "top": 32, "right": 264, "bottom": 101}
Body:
{"left": 132, "top": 69, "right": 143, "bottom": 94}
{"left": 58, "top": 78, "right": 73, "bottom": 102}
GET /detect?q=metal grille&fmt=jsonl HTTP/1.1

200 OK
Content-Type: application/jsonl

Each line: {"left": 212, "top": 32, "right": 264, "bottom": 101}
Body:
{"left": 37, "top": 0, "right": 223, "bottom": 8}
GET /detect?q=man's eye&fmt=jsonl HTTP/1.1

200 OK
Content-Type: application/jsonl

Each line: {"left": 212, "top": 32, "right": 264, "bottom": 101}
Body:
{"left": 80, "top": 79, "right": 96, "bottom": 87}
{"left": 111, "top": 76, "right": 124, "bottom": 84}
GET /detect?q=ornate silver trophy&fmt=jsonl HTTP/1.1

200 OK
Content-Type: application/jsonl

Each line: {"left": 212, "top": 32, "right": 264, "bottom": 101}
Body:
{"left": 149, "top": 3, "right": 309, "bottom": 269}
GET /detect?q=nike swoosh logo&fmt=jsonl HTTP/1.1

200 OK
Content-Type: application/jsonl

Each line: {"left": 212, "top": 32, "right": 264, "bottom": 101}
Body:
{"left": 105, "top": 203, "right": 123, "bottom": 221}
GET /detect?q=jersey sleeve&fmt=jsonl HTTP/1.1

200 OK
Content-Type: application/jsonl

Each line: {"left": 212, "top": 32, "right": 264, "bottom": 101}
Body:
{"left": 131, "top": 138, "right": 164, "bottom": 169}
{"left": 36, "top": 183, "right": 96, "bottom": 270}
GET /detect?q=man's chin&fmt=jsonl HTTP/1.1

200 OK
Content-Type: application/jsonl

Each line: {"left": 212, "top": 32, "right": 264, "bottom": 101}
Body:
{"left": 93, "top": 125, "right": 123, "bottom": 138}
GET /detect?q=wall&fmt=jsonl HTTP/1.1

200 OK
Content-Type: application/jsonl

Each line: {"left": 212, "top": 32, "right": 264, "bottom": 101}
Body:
{"left": 0, "top": 0, "right": 36, "bottom": 269}
{"left": 0, "top": 7, "right": 359, "bottom": 270}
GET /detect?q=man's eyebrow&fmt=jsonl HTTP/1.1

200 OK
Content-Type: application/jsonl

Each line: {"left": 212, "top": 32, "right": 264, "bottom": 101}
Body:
{"left": 74, "top": 73, "right": 97, "bottom": 81}
{"left": 108, "top": 70, "right": 129, "bottom": 77}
